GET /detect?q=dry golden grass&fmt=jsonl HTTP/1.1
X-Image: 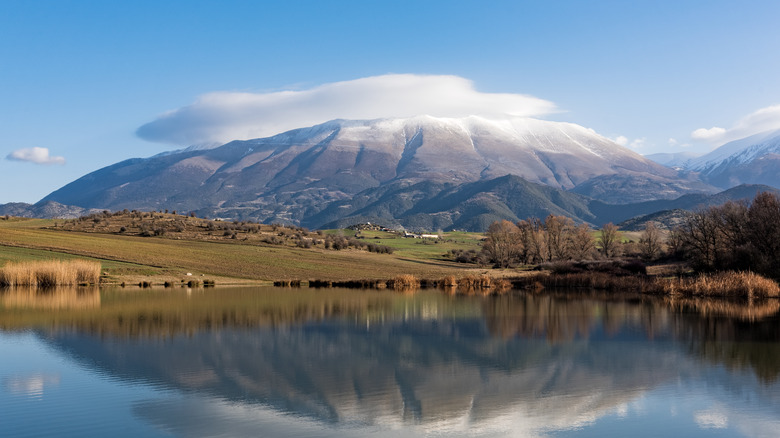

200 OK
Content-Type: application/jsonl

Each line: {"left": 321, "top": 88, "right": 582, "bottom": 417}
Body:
{"left": 439, "top": 275, "right": 458, "bottom": 288}
{"left": 0, "top": 259, "right": 101, "bottom": 287}
{"left": 660, "top": 271, "right": 780, "bottom": 298}
{"left": 390, "top": 274, "right": 420, "bottom": 291}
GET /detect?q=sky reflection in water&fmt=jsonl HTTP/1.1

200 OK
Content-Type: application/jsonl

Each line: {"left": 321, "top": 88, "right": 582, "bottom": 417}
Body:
{"left": 1, "top": 286, "right": 780, "bottom": 437}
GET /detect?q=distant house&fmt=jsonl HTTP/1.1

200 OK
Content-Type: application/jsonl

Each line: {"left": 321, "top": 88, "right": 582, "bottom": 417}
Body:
{"left": 403, "top": 232, "right": 440, "bottom": 239}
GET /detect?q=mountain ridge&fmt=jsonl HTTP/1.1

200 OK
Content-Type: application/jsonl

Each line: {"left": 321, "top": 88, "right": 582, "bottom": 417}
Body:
{"left": 37, "top": 115, "right": 718, "bottom": 229}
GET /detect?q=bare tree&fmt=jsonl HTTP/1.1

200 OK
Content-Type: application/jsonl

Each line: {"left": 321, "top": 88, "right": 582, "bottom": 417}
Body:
{"left": 746, "top": 192, "right": 780, "bottom": 277}
{"left": 544, "top": 215, "right": 575, "bottom": 261}
{"left": 570, "top": 223, "right": 596, "bottom": 260}
{"left": 518, "top": 218, "right": 547, "bottom": 264}
{"left": 482, "top": 220, "right": 522, "bottom": 268}
{"left": 679, "top": 208, "right": 721, "bottom": 271}
{"left": 598, "top": 223, "right": 621, "bottom": 258}
{"left": 639, "top": 221, "right": 662, "bottom": 261}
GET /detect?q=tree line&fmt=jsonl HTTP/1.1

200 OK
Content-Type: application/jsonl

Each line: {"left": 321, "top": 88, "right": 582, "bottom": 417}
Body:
{"left": 671, "top": 191, "right": 780, "bottom": 279}
{"left": 481, "top": 216, "right": 630, "bottom": 268}
{"left": 480, "top": 191, "right": 780, "bottom": 280}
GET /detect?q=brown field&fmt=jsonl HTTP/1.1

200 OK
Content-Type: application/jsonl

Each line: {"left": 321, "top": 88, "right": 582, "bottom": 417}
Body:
{"left": 0, "top": 215, "right": 486, "bottom": 284}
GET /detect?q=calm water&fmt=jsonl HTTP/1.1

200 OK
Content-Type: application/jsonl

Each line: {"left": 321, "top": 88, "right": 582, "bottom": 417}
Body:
{"left": 2, "top": 286, "right": 780, "bottom": 437}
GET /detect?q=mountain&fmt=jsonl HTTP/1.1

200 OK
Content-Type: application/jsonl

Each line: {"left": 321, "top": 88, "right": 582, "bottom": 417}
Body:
{"left": 685, "top": 128, "right": 780, "bottom": 189}
{"left": 590, "top": 184, "right": 780, "bottom": 226}
{"left": 0, "top": 201, "right": 101, "bottom": 219}
{"left": 645, "top": 151, "right": 700, "bottom": 167}
{"left": 39, "top": 116, "right": 715, "bottom": 230}
{"left": 308, "top": 174, "right": 596, "bottom": 231}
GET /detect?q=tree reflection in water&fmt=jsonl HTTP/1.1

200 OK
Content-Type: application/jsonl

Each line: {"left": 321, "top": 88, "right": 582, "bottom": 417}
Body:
{"left": 2, "top": 286, "right": 780, "bottom": 434}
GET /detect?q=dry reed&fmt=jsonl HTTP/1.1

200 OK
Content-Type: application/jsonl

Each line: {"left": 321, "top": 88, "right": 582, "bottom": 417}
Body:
{"left": 439, "top": 275, "right": 458, "bottom": 288}
{"left": 660, "top": 271, "right": 780, "bottom": 298}
{"left": 390, "top": 274, "right": 420, "bottom": 291}
{"left": 0, "top": 259, "right": 101, "bottom": 287}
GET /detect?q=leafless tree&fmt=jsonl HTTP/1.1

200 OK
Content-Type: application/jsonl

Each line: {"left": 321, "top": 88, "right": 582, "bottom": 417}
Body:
{"left": 544, "top": 215, "right": 575, "bottom": 261}
{"left": 518, "top": 218, "right": 547, "bottom": 264}
{"left": 483, "top": 220, "right": 522, "bottom": 268}
{"left": 639, "top": 221, "right": 662, "bottom": 261}
{"left": 598, "top": 223, "right": 621, "bottom": 258}
{"left": 570, "top": 223, "right": 596, "bottom": 260}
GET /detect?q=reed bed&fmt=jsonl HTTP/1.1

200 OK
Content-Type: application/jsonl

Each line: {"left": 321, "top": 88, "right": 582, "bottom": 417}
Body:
{"left": 452, "top": 274, "right": 510, "bottom": 295}
{"left": 661, "top": 271, "right": 780, "bottom": 299}
{"left": 515, "top": 272, "right": 651, "bottom": 292}
{"left": 0, "top": 259, "right": 101, "bottom": 287}
{"left": 389, "top": 274, "right": 420, "bottom": 291}
{"left": 512, "top": 270, "right": 780, "bottom": 299}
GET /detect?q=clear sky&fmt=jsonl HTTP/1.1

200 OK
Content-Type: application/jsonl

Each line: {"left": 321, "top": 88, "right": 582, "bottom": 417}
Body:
{"left": 2, "top": 0, "right": 779, "bottom": 204}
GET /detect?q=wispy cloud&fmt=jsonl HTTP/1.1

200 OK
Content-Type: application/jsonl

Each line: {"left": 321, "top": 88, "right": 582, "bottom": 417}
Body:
{"left": 691, "top": 104, "right": 780, "bottom": 146}
{"left": 136, "top": 74, "right": 558, "bottom": 146}
{"left": 6, "top": 147, "right": 65, "bottom": 165}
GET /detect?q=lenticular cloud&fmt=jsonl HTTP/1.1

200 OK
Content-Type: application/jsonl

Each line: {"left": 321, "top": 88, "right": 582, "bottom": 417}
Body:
{"left": 136, "top": 74, "right": 558, "bottom": 146}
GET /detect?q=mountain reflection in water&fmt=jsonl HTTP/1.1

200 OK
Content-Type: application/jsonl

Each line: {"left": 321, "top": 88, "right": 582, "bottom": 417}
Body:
{"left": 2, "top": 286, "right": 780, "bottom": 437}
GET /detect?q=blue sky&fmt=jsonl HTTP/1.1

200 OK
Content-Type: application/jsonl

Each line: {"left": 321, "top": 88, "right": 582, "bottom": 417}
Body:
{"left": 2, "top": 0, "right": 779, "bottom": 204}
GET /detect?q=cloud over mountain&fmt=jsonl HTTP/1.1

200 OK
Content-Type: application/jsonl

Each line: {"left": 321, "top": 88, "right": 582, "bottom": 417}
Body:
{"left": 136, "top": 74, "right": 558, "bottom": 146}
{"left": 6, "top": 147, "right": 65, "bottom": 165}
{"left": 691, "top": 104, "right": 780, "bottom": 146}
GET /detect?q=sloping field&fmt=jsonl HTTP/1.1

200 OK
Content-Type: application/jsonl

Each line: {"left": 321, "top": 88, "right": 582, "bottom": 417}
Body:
{"left": 0, "top": 218, "right": 478, "bottom": 282}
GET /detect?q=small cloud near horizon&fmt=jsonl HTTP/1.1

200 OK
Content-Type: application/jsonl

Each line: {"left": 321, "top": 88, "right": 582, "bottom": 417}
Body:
{"left": 136, "top": 74, "right": 558, "bottom": 146}
{"left": 611, "top": 135, "right": 649, "bottom": 152}
{"left": 6, "top": 147, "right": 65, "bottom": 165}
{"left": 691, "top": 104, "right": 780, "bottom": 146}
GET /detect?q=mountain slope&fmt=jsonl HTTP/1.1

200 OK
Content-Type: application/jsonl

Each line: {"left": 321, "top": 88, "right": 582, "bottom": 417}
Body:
{"left": 308, "top": 175, "right": 596, "bottom": 231}
{"left": 41, "top": 116, "right": 713, "bottom": 228}
{"left": 686, "top": 128, "right": 780, "bottom": 189}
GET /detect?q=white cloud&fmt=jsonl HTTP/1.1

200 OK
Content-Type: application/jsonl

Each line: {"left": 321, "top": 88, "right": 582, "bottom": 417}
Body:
{"left": 6, "top": 147, "right": 65, "bottom": 165}
{"left": 691, "top": 104, "right": 780, "bottom": 145}
{"left": 612, "top": 135, "right": 629, "bottom": 146}
{"left": 691, "top": 126, "right": 727, "bottom": 141}
{"left": 137, "top": 74, "right": 558, "bottom": 146}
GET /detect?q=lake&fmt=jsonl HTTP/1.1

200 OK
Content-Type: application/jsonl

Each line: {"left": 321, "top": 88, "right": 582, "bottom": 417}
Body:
{"left": 2, "top": 286, "right": 780, "bottom": 437}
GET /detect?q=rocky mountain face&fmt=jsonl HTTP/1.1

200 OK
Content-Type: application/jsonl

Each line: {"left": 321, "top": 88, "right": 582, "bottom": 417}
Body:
{"left": 683, "top": 129, "right": 780, "bottom": 189}
{"left": 36, "top": 116, "right": 716, "bottom": 230}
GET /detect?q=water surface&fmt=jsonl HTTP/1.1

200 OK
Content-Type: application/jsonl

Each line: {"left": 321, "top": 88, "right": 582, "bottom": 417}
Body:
{"left": 2, "top": 286, "right": 780, "bottom": 437}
